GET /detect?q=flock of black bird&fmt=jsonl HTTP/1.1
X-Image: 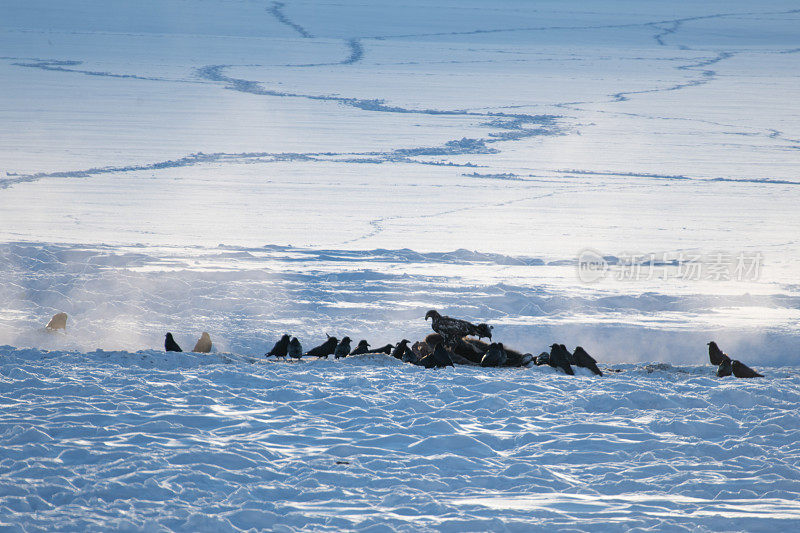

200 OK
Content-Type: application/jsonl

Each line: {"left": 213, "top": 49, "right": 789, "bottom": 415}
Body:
{"left": 707, "top": 341, "right": 763, "bottom": 378}
{"left": 159, "top": 310, "right": 765, "bottom": 378}
{"left": 43, "top": 310, "right": 764, "bottom": 377}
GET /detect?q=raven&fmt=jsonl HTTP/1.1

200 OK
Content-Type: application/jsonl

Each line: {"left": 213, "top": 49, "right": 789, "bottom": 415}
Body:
{"left": 266, "top": 334, "right": 291, "bottom": 358}
{"left": 165, "top": 333, "right": 182, "bottom": 352}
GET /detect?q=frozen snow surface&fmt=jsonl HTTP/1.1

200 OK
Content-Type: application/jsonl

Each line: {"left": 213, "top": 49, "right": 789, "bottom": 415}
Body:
{"left": 1, "top": 0, "right": 800, "bottom": 529}
{"left": 2, "top": 346, "right": 800, "bottom": 531}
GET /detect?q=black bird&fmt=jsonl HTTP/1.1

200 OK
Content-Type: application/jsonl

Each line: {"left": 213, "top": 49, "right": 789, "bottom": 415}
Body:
{"left": 417, "top": 354, "right": 438, "bottom": 369}
{"left": 549, "top": 343, "right": 574, "bottom": 375}
{"left": 717, "top": 359, "right": 732, "bottom": 377}
{"left": 465, "top": 338, "right": 531, "bottom": 366}
{"left": 349, "top": 340, "right": 371, "bottom": 356}
{"left": 534, "top": 352, "right": 550, "bottom": 366}
{"left": 391, "top": 340, "right": 411, "bottom": 360}
{"left": 432, "top": 343, "right": 455, "bottom": 368}
{"left": 370, "top": 343, "right": 394, "bottom": 355}
{"left": 401, "top": 346, "right": 418, "bottom": 364}
{"left": 573, "top": 346, "right": 603, "bottom": 376}
{"left": 427, "top": 333, "right": 483, "bottom": 364}
{"left": 165, "top": 333, "right": 182, "bottom": 352}
{"left": 287, "top": 337, "right": 303, "bottom": 361}
{"left": 480, "top": 342, "right": 507, "bottom": 367}
{"left": 425, "top": 310, "right": 488, "bottom": 345}
{"left": 305, "top": 335, "right": 338, "bottom": 358}
{"left": 708, "top": 341, "right": 731, "bottom": 366}
{"left": 469, "top": 323, "right": 493, "bottom": 341}
{"left": 265, "top": 334, "right": 291, "bottom": 358}
{"left": 560, "top": 344, "right": 575, "bottom": 365}
{"left": 731, "top": 360, "right": 763, "bottom": 378}
{"left": 334, "top": 337, "right": 352, "bottom": 359}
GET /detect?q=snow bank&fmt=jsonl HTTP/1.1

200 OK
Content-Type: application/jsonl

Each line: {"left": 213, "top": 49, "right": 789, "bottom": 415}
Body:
{"left": 1, "top": 346, "right": 798, "bottom": 530}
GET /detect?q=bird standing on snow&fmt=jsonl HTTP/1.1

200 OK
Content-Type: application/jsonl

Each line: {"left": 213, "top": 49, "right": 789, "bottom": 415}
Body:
{"left": 480, "top": 342, "right": 507, "bottom": 367}
{"left": 417, "top": 352, "right": 438, "bottom": 369}
{"left": 432, "top": 343, "right": 455, "bottom": 368}
{"left": 334, "top": 337, "right": 352, "bottom": 359}
{"left": 349, "top": 340, "right": 370, "bottom": 356}
{"left": 46, "top": 312, "right": 68, "bottom": 332}
{"left": 266, "top": 334, "right": 291, "bottom": 358}
{"left": 717, "top": 358, "right": 732, "bottom": 377}
{"left": 425, "top": 310, "right": 489, "bottom": 345}
{"left": 288, "top": 337, "right": 303, "bottom": 361}
{"left": 165, "top": 333, "right": 182, "bottom": 352}
{"left": 391, "top": 339, "right": 411, "bottom": 360}
{"left": 305, "top": 335, "right": 338, "bottom": 358}
{"left": 708, "top": 342, "right": 763, "bottom": 378}
{"left": 708, "top": 341, "right": 731, "bottom": 366}
{"left": 731, "top": 360, "right": 763, "bottom": 378}
{"left": 548, "top": 343, "right": 574, "bottom": 375}
{"left": 369, "top": 343, "right": 394, "bottom": 355}
{"left": 470, "top": 323, "right": 493, "bottom": 341}
{"left": 193, "top": 332, "right": 212, "bottom": 353}
{"left": 573, "top": 346, "right": 603, "bottom": 376}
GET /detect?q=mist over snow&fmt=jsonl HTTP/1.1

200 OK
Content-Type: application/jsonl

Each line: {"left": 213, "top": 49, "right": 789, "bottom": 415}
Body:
{"left": 1, "top": 0, "right": 799, "bottom": 530}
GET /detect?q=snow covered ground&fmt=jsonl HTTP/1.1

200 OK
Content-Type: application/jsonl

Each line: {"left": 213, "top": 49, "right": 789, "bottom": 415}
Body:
{"left": 1, "top": 0, "right": 800, "bottom": 530}
{"left": 3, "top": 347, "right": 800, "bottom": 531}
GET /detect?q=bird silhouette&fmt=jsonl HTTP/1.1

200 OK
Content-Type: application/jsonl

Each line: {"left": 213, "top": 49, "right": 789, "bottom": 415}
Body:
{"left": 480, "top": 342, "right": 507, "bottom": 367}
{"left": 305, "top": 335, "right": 338, "bottom": 358}
{"left": 266, "top": 334, "right": 291, "bottom": 358}
{"left": 470, "top": 323, "right": 493, "bottom": 340}
{"left": 349, "top": 340, "right": 371, "bottom": 356}
{"left": 717, "top": 359, "right": 732, "bottom": 377}
{"left": 401, "top": 345, "right": 419, "bottom": 364}
{"left": 288, "top": 337, "right": 303, "bottom": 361}
{"left": 573, "top": 346, "right": 602, "bottom": 376}
{"left": 548, "top": 343, "right": 574, "bottom": 375}
{"left": 534, "top": 352, "right": 550, "bottom": 366}
{"left": 334, "top": 337, "right": 352, "bottom": 359}
{"left": 165, "top": 333, "right": 182, "bottom": 352}
{"left": 391, "top": 340, "right": 411, "bottom": 360}
{"left": 418, "top": 354, "right": 438, "bottom": 368}
{"left": 731, "top": 360, "right": 763, "bottom": 378}
{"left": 708, "top": 341, "right": 731, "bottom": 366}
{"left": 370, "top": 343, "right": 394, "bottom": 355}
{"left": 425, "top": 310, "right": 488, "bottom": 345}
{"left": 470, "top": 338, "right": 528, "bottom": 366}
{"left": 432, "top": 343, "right": 455, "bottom": 368}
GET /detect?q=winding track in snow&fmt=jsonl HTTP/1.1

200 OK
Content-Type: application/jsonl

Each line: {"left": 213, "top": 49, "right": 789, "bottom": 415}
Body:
{"left": 3, "top": 6, "right": 799, "bottom": 190}
{"left": 551, "top": 12, "right": 800, "bottom": 151}
{"left": 0, "top": 150, "right": 484, "bottom": 190}
{"left": 267, "top": 1, "right": 314, "bottom": 38}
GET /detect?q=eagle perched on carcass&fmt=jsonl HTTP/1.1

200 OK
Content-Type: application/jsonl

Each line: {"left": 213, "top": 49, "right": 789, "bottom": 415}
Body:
{"left": 425, "top": 309, "right": 492, "bottom": 345}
